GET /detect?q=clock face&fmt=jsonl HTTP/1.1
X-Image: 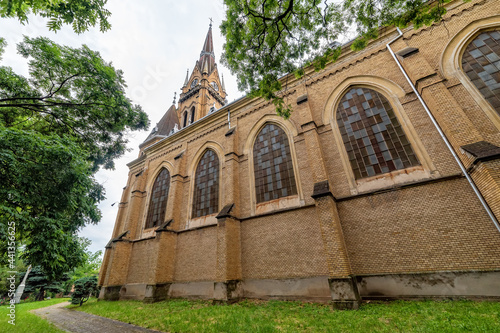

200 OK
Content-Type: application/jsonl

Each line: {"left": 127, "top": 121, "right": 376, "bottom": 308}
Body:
{"left": 190, "top": 79, "right": 198, "bottom": 88}
{"left": 210, "top": 81, "right": 219, "bottom": 91}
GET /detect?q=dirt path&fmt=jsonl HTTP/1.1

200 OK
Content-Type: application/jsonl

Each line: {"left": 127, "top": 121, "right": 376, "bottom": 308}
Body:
{"left": 32, "top": 301, "right": 164, "bottom": 333}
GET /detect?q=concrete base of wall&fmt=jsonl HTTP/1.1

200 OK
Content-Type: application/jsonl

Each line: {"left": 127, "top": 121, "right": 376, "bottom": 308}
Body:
{"left": 99, "top": 285, "right": 121, "bottom": 301}
{"left": 241, "top": 276, "right": 332, "bottom": 302}
{"left": 99, "top": 270, "right": 500, "bottom": 303}
{"left": 357, "top": 270, "right": 500, "bottom": 299}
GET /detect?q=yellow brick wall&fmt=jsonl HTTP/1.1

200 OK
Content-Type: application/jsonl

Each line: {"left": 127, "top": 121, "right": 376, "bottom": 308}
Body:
{"left": 240, "top": 206, "right": 329, "bottom": 279}
{"left": 339, "top": 177, "right": 500, "bottom": 274}
{"left": 174, "top": 227, "right": 217, "bottom": 282}
{"left": 126, "top": 240, "right": 158, "bottom": 284}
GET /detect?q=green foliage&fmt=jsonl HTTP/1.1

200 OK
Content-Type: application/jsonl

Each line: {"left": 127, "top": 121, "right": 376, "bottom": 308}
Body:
{"left": 71, "top": 275, "right": 98, "bottom": 306}
{"left": 19, "top": 266, "right": 70, "bottom": 301}
{"left": 63, "top": 239, "right": 102, "bottom": 294}
{"left": 221, "top": 0, "right": 454, "bottom": 117}
{"left": 0, "top": 0, "right": 111, "bottom": 33}
{"left": 0, "top": 37, "right": 5, "bottom": 61}
{"left": 0, "top": 36, "right": 149, "bottom": 280}
{"left": 1, "top": 36, "right": 149, "bottom": 171}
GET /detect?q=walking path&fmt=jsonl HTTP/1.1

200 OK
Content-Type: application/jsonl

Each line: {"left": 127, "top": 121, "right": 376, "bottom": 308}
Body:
{"left": 32, "top": 301, "right": 163, "bottom": 333}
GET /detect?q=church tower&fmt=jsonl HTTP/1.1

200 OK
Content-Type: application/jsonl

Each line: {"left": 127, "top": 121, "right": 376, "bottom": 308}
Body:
{"left": 177, "top": 23, "right": 227, "bottom": 128}
{"left": 140, "top": 24, "right": 227, "bottom": 150}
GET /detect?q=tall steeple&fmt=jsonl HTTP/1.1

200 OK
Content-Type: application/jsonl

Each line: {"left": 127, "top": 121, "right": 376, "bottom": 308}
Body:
{"left": 177, "top": 22, "right": 227, "bottom": 126}
{"left": 198, "top": 22, "right": 215, "bottom": 74}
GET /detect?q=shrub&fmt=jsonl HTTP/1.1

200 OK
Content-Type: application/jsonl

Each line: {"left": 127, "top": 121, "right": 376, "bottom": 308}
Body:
{"left": 71, "top": 276, "right": 99, "bottom": 306}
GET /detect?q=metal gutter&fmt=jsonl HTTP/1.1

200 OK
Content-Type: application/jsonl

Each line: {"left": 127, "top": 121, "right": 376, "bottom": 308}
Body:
{"left": 387, "top": 27, "right": 500, "bottom": 232}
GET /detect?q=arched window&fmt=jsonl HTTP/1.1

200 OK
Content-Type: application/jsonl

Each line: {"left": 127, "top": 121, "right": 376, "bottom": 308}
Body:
{"left": 190, "top": 107, "right": 195, "bottom": 124}
{"left": 145, "top": 168, "right": 171, "bottom": 229}
{"left": 462, "top": 30, "right": 500, "bottom": 115}
{"left": 253, "top": 124, "right": 297, "bottom": 203}
{"left": 183, "top": 111, "right": 188, "bottom": 127}
{"left": 336, "top": 87, "right": 419, "bottom": 179}
{"left": 192, "top": 149, "right": 219, "bottom": 218}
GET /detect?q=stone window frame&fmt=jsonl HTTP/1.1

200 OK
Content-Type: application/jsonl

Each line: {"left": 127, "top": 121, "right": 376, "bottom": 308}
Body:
{"left": 244, "top": 116, "right": 304, "bottom": 215}
{"left": 323, "top": 76, "right": 437, "bottom": 195}
{"left": 441, "top": 17, "right": 500, "bottom": 130}
{"left": 185, "top": 142, "right": 224, "bottom": 229}
{"left": 140, "top": 162, "right": 174, "bottom": 236}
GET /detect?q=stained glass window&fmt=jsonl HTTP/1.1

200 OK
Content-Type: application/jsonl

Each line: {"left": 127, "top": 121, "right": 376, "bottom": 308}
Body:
{"left": 253, "top": 124, "right": 297, "bottom": 203}
{"left": 462, "top": 30, "right": 500, "bottom": 114}
{"left": 192, "top": 149, "right": 219, "bottom": 218}
{"left": 336, "top": 87, "right": 420, "bottom": 179}
{"left": 145, "top": 168, "right": 170, "bottom": 229}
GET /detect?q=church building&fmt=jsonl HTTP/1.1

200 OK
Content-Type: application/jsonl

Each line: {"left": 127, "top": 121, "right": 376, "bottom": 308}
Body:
{"left": 99, "top": 0, "right": 500, "bottom": 308}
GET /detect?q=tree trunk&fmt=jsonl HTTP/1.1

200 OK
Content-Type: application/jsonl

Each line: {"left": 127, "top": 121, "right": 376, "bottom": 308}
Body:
{"left": 36, "top": 286, "right": 45, "bottom": 301}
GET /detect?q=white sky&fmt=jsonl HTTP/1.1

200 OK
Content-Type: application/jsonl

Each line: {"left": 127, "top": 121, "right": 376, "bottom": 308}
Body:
{"left": 0, "top": 0, "right": 241, "bottom": 255}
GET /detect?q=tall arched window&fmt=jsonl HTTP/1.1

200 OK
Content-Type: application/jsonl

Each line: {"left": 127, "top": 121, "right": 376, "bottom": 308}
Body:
{"left": 183, "top": 111, "right": 188, "bottom": 127}
{"left": 145, "top": 168, "right": 171, "bottom": 229}
{"left": 336, "top": 87, "right": 419, "bottom": 179}
{"left": 253, "top": 124, "right": 297, "bottom": 203}
{"left": 192, "top": 149, "right": 219, "bottom": 218}
{"left": 190, "top": 107, "right": 195, "bottom": 124}
{"left": 462, "top": 30, "right": 500, "bottom": 115}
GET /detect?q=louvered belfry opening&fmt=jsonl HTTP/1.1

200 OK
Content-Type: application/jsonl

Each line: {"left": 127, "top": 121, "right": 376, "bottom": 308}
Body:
{"left": 145, "top": 168, "right": 171, "bottom": 229}
{"left": 192, "top": 149, "right": 219, "bottom": 218}
{"left": 253, "top": 124, "right": 297, "bottom": 203}
{"left": 336, "top": 87, "right": 420, "bottom": 179}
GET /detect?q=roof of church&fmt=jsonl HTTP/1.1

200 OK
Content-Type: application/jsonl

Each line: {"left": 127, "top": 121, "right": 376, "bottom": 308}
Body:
{"left": 198, "top": 24, "right": 215, "bottom": 74}
{"left": 143, "top": 104, "right": 179, "bottom": 142}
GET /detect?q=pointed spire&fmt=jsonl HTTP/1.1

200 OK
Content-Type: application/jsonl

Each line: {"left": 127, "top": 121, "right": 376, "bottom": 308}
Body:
{"left": 183, "top": 69, "right": 189, "bottom": 87}
{"left": 221, "top": 74, "right": 226, "bottom": 92}
{"left": 199, "top": 22, "right": 215, "bottom": 74}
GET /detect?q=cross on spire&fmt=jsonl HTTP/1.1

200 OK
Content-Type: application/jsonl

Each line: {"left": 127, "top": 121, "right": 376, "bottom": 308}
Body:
{"left": 209, "top": 17, "right": 213, "bottom": 28}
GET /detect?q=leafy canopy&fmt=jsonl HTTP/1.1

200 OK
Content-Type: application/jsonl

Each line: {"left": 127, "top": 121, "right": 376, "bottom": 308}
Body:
{"left": 0, "top": 37, "right": 149, "bottom": 279}
{"left": 0, "top": 0, "right": 111, "bottom": 33}
{"left": 221, "top": 0, "right": 452, "bottom": 118}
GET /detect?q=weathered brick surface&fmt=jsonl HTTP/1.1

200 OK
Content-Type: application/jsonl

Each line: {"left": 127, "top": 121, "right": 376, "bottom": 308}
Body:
{"left": 174, "top": 227, "right": 217, "bottom": 282}
{"left": 240, "top": 207, "right": 329, "bottom": 279}
{"left": 100, "top": 0, "right": 500, "bottom": 300}
{"left": 339, "top": 177, "right": 500, "bottom": 274}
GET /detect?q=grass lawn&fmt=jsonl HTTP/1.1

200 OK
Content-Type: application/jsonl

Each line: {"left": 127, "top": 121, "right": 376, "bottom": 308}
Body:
{"left": 0, "top": 298, "right": 69, "bottom": 332}
{"left": 73, "top": 298, "right": 500, "bottom": 332}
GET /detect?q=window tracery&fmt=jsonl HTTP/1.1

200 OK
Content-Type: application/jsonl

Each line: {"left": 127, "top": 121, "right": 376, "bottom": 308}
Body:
{"left": 145, "top": 168, "right": 171, "bottom": 229}
{"left": 192, "top": 149, "right": 219, "bottom": 218}
{"left": 462, "top": 30, "right": 500, "bottom": 115}
{"left": 336, "top": 87, "right": 419, "bottom": 179}
{"left": 253, "top": 124, "right": 297, "bottom": 203}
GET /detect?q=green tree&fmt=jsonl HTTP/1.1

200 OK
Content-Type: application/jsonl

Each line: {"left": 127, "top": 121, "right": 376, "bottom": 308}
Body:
{"left": 0, "top": 0, "right": 111, "bottom": 33}
{"left": 0, "top": 37, "right": 149, "bottom": 279}
{"left": 20, "top": 266, "right": 70, "bottom": 301}
{"left": 63, "top": 238, "right": 102, "bottom": 294}
{"left": 221, "top": 0, "right": 451, "bottom": 118}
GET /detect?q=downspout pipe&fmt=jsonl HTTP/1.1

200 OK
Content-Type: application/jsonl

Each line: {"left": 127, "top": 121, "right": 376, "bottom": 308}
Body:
{"left": 387, "top": 27, "right": 500, "bottom": 233}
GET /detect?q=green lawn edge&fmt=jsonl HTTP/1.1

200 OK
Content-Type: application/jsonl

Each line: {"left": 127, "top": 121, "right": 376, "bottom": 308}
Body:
{"left": 74, "top": 298, "right": 500, "bottom": 333}
{"left": 0, "top": 298, "right": 70, "bottom": 333}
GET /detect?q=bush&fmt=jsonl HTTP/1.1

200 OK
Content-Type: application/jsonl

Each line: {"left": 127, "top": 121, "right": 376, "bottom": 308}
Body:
{"left": 71, "top": 276, "right": 99, "bottom": 306}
